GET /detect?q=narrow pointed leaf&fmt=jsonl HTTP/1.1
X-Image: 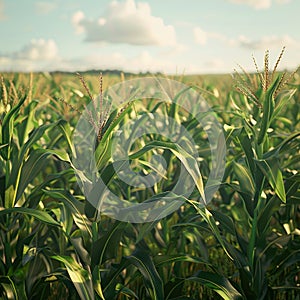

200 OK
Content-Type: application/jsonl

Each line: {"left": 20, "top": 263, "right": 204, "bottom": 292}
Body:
{"left": 126, "top": 250, "right": 164, "bottom": 300}
{"left": 52, "top": 255, "right": 94, "bottom": 300}
{"left": 233, "top": 161, "right": 255, "bottom": 197}
{"left": 130, "top": 140, "right": 205, "bottom": 202}
{"left": 0, "top": 207, "right": 60, "bottom": 226}
{"left": 255, "top": 157, "right": 286, "bottom": 202}
{"left": 188, "top": 271, "right": 243, "bottom": 300}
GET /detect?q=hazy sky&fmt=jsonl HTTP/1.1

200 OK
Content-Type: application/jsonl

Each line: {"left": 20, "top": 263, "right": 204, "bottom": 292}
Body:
{"left": 0, "top": 0, "right": 299, "bottom": 74}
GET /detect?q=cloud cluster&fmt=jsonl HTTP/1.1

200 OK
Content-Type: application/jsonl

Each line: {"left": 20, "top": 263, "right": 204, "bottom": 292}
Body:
{"left": 0, "top": 38, "right": 168, "bottom": 72}
{"left": 13, "top": 39, "right": 58, "bottom": 60}
{"left": 226, "top": 0, "right": 291, "bottom": 10}
{"left": 194, "top": 26, "right": 299, "bottom": 50}
{"left": 0, "top": 39, "right": 59, "bottom": 71}
{"left": 238, "top": 34, "right": 298, "bottom": 49}
{"left": 72, "top": 0, "right": 176, "bottom": 46}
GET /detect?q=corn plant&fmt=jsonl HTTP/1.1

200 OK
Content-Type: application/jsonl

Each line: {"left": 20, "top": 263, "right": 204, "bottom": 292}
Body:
{"left": 0, "top": 74, "right": 77, "bottom": 299}
{"left": 200, "top": 48, "right": 300, "bottom": 299}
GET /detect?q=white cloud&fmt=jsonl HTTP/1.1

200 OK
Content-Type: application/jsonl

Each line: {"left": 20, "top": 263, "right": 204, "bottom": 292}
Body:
{"left": 193, "top": 26, "right": 299, "bottom": 51}
{"left": 14, "top": 39, "right": 58, "bottom": 60}
{"left": 0, "top": 39, "right": 60, "bottom": 72}
{"left": 126, "top": 51, "right": 176, "bottom": 72}
{"left": 72, "top": 0, "right": 176, "bottom": 46}
{"left": 228, "top": 0, "right": 271, "bottom": 9}
{"left": 72, "top": 11, "right": 85, "bottom": 34}
{"left": 0, "top": 0, "right": 6, "bottom": 20}
{"left": 237, "top": 34, "right": 299, "bottom": 49}
{"left": 181, "top": 59, "right": 230, "bottom": 74}
{"left": 0, "top": 43, "right": 237, "bottom": 77}
{"left": 0, "top": 39, "right": 180, "bottom": 73}
{"left": 53, "top": 51, "right": 230, "bottom": 74}
{"left": 35, "top": 2, "right": 57, "bottom": 15}
{"left": 194, "top": 27, "right": 232, "bottom": 46}
{"left": 194, "top": 27, "right": 208, "bottom": 45}
{"left": 226, "top": 0, "right": 292, "bottom": 9}
{"left": 56, "top": 51, "right": 178, "bottom": 74}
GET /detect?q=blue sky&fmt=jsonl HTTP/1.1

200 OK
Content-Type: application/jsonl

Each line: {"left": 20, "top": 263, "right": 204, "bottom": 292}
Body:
{"left": 0, "top": 0, "right": 299, "bottom": 74}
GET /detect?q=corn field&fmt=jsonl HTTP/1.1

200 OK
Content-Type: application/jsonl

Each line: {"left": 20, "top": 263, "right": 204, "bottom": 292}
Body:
{"left": 0, "top": 52, "right": 299, "bottom": 299}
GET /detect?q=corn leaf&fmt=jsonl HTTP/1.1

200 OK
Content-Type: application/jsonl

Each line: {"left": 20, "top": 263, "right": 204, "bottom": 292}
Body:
{"left": 0, "top": 207, "right": 60, "bottom": 226}
{"left": 126, "top": 249, "right": 164, "bottom": 300}
{"left": 130, "top": 140, "right": 205, "bottom": 202}
{"left": 187, "top": 271, "right": 243, "bottom": 300}
{"left": 52, "top": 255, "right": 94, "bottom": 300}
{"left": 255, "top": 157, "right": 286, "bottom": 202}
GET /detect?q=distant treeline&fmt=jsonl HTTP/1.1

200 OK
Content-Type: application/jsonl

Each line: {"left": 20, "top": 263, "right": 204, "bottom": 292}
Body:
{"left": 50, "top": 69, "right": 163, "bottom": 77}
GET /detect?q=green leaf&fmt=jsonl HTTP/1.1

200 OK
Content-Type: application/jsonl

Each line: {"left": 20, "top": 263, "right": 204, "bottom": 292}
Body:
{"left": 0, "top": 143, "right": 8, "bottom": 150}
{"left": 188, "top": 271, "right": 243, "bottom": 300}
{"left": 95, "top": 103, "right": 133, "bottom": 170}
{"left": 0, "top": 207, "right": 60, "bottom": 226}
{"left": 18, "top": 123, "right": 54, "bottom": 162}
{"left": 91, "top": 221, "right": 126, "bottom": 268}
{"left": 17, "top": 99, "right": 38, "bottom": 146}
{"left": 52, "top": 255, "right": 94, "bottom": 300}
{"left": 262, "top": 131, "right": 300, "bottom": 159}
{"left": 211, "top": 210, "right": 236, "bottom": 236}
{"left": 57, "top": 119, "right": 75, "bottom": 154}
{"left": 130, "top": 140, "right": 206, "bottom": 202}
{"left": 1, "top": 95, "right": 27, "bottom": 160}
{"left": 257, "top": 76, "right": 280, "bottom": 145}
{"left": 154, "top": 254, "right": 211, "bottom": 267}
{"left": 255, "top": 157, "right": 286, "bottom": 202}
{"left": 272, "top": 88, "right": 296, "bottom": 121}
{"left": 271, "top": 250, "right": 300, "bottom": 276}
{"left": 275, "top": 131, "right": 300, "bottom": 155}
{"left": 115, "top": 283, "right": 138, "bottom": 299}
{"left": 15, "top": 150, "right": 51, "bottom": 202}
{"left": 43, "top": 189, "right": 91, "bottom": 236}
{"left": 188, "top": 202, "right": 233, "bottom": 260}
{"left": 0, "top": 276, "right": 18, "bottom": 300}
{"left": 14, "top": 149, "right": 70, "bottom": 202}
{"left": 257, "top": 195, "right": 281, "bottom": 235}
{"left": 233, "top": 161, "right": 255, "bottom": 197}
{"left": 126, "top": 249, "right": 164, "bottom": 300}
{"left": 237, "top": 127, "right": 256, "bottom": 175}
{"left": 136, "top": 219, "right": 160, "bottom": 244}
